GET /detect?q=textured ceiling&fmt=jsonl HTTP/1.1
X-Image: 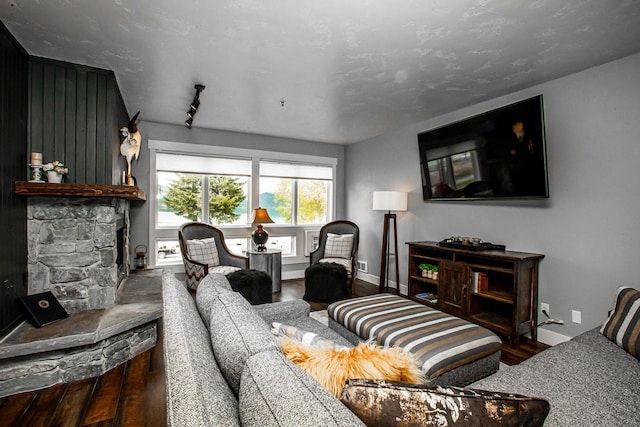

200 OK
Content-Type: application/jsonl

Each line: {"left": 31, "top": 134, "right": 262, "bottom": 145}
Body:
{"left": 2, "top": 0, "right": 640, "bottom": 144}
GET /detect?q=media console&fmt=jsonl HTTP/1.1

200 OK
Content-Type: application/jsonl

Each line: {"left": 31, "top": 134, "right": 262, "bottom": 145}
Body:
{"left": 407, "top": 241, "right": 544, "bottom": 347}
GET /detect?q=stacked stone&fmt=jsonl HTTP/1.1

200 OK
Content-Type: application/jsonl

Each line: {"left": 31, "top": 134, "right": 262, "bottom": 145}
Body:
{"left": 27, "top": 197, "right": 129, "bottom": 313}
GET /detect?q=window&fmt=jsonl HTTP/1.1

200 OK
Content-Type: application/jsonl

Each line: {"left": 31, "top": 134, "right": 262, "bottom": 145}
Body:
{"left": 156, "top": 153, "right": 251, "bottom": 227}
{"left": 259, "top": 161, "right": 332, "bottom": 226}
{"left": 149, "top": 142, "right": 336, "bottom": 269}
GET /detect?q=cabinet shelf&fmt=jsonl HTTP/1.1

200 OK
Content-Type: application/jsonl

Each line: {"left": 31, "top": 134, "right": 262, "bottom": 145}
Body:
{"left": 469, "top": 312, "right": 511, "bottom": 335}
{"left": 406, "top": 241, "right": 543, "bottom": 347}
{"left": 468, "top": 264, "right": 513, "bottom": 275}
{"left": 409, "top": 275, "right": 439, "bottom": 286}
{"left": 472, "top": 290, "right": 513, "bottom": 304}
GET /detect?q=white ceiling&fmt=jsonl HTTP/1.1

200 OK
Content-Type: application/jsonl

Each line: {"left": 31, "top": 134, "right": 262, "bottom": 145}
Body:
{"left": 2, "top": 0, "right": 640, "bottom": 144}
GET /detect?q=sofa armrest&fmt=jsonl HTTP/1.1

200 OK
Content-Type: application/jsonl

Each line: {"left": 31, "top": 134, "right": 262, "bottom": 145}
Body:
{"left": 254, "top": 299, "right": 311, "bottom": 324}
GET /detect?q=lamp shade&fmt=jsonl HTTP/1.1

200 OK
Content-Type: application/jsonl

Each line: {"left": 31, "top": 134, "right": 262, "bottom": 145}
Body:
{"left": 250, "top": 207, "right": 275, "bottom": 225}
{"left": 372, "top": 191, "right": 407, "bottom": 212}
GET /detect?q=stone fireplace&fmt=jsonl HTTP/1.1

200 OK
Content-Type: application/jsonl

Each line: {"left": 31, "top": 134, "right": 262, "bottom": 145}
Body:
{"left": 27, "top": 196, "right": 130, "bottom": 313}
{"left": 0, "top": 182, "right": 158, "bottom": 398}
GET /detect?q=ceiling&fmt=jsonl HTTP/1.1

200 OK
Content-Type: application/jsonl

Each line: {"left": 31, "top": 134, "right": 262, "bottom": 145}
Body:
{"left": 2, "top": 1, "right": 640, "bottom": 144}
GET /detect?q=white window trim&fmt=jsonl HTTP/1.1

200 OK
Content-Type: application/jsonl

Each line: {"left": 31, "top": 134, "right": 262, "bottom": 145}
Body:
{"left": 148, "top": 140, "right": 337, "bottom": 269}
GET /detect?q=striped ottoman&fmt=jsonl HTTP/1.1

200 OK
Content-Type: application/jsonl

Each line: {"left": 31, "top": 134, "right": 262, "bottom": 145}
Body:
{"left": 328, "top": 293, "right": 502, "bottom": 386}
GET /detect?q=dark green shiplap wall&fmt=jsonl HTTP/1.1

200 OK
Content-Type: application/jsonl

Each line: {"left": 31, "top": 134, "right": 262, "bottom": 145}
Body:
{"left": 28, "top": 57, "right": 129, "bottom": 185}
{"left": 0, "top": 21, "right": 28, "bottom": 337}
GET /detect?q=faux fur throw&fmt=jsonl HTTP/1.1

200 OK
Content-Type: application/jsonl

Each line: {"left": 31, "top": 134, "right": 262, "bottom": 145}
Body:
{"left": 280, "top": 337, "right": 425, "bottom": 398}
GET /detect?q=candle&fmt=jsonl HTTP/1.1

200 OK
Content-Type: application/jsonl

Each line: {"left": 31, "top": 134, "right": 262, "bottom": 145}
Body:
{"left": 31, "top": 152, "right": 42, "bottom": 165}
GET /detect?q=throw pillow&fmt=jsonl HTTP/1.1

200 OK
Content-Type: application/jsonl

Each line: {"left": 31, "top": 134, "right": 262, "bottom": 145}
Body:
{"left": 324, "top": 233, "right": 353, "bottom": 259}
{"left": 600, "top": 286, "right": 640, "bottom": 359}
{"left": 279, "top": 338, "right": 424, "bottom": 398}
{"left": 339, "top": 379, "right": 550, "bottom": 427}
{"left": 272, "top": 322, "right": 350, "bottom": 350}
{"left": 186, "top": 237, "right": 220, "bottom": 267}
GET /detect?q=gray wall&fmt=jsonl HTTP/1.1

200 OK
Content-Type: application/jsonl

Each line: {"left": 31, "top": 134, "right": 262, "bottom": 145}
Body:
{"left": 128, "top": 122, "right": 346, "bottom": 274}
{"left": 345, "top": 52, "right": 640, "bottom": 340}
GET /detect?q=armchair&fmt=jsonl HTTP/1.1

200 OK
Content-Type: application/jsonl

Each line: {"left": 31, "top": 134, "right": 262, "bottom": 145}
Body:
{"left": 178, "top": 222, "right": 249, "bottom": 290}
{"left": 309, "top": 220, "right": 359, "bottom": 292}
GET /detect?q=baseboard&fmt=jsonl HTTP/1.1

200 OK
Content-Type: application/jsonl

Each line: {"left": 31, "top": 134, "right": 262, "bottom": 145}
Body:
{"left": 357, "top": 273, "right": 408, "bottom": 295}
{"left": 536, "top": 328, "right": 571, "bottom": 346}
{"left": 283, "top": 270, "right": 305, "bottom": 280}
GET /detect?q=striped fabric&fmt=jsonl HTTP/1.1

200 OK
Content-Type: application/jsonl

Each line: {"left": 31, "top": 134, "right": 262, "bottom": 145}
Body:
{"left": 271, "top": 322, "right": 349, "bottom": 350}
{"left": 600, "top": 287, "right": 640, "bottom": 359}
{"left": 328, "top": 293, "right": 502, "bottom": 379}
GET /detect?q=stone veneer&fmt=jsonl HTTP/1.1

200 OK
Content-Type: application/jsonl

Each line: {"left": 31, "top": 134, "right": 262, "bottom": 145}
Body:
{"left": 27, "top": 197, "right": 130, "bottom": 313}
{"left": 0, "top": 323, "right": 156, "bottom": 397}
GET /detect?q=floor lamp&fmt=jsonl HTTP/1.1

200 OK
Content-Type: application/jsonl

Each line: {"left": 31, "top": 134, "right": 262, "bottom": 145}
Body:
{"left": 373, "top": 191, "right": 407, "bottom": 294}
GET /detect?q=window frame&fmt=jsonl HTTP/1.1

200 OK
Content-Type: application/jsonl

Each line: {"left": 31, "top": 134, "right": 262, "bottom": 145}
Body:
{"left": 148, "top": 140, "right": 337, "bottom": 270}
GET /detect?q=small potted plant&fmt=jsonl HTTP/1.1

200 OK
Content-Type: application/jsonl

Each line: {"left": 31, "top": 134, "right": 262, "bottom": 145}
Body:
{"left": 43, "top": 161, "right": 69, "bottom": 183}
{"left": 418, "top": 263, "right": 436, "bottom": 279}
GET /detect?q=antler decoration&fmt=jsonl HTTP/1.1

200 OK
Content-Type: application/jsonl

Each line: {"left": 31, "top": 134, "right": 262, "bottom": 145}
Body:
{"left": 120, "top": 111, "right": 141, "bottom": 182}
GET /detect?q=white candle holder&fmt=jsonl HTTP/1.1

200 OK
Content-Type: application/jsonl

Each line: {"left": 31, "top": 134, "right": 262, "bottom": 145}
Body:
{"left": 29, "top": 164, "right": 45, "bottom": 183}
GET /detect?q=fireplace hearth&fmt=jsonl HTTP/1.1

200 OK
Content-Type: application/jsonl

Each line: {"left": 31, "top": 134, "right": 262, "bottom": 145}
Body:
{"left": 2, "top": 183, "right": 155, "bottom": 398}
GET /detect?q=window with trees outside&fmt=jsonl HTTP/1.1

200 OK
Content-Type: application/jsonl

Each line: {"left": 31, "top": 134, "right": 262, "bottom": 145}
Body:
{"left": 150, "top": 144, "right": 336, "bottom": 269}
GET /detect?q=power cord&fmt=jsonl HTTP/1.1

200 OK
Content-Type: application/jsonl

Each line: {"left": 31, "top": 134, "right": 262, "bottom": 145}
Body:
{"left": 538, "top": 309, "right": 564, "bottom": 326}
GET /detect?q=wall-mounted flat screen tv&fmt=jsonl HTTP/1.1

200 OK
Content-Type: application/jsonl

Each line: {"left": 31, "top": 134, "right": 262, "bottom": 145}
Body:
{"left": 418, "top": 95, "right": 549, "bottom": 201}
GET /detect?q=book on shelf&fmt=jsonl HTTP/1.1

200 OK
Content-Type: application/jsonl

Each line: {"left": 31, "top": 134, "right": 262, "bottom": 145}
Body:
{"left": 474, "top": 272, "right": 489, "bottom": 293}
{"left": 478, "top": 273, "right": 489, "bottom": 294}
{"left": 415, "top": 292, "right": 438, "bottom": 303}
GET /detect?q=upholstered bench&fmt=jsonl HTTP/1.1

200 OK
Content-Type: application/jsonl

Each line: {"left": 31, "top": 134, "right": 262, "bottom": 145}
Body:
{"left": 328, "top": 293, "right": 502, "bottom": 386}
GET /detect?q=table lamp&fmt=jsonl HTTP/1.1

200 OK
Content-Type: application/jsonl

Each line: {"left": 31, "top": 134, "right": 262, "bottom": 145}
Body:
{"left": 250, "top": 207, "right": 275, "bottom": 251}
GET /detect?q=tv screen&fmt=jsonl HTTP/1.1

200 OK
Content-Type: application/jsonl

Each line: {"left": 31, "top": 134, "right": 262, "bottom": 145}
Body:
{"left": 418, "top": 95, "right": 549, "bottom": 201}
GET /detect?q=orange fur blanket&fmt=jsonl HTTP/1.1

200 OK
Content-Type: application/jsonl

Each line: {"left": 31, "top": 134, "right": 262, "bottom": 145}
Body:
{"left": 280, "top": 337, "right": 425, "bottom": 398}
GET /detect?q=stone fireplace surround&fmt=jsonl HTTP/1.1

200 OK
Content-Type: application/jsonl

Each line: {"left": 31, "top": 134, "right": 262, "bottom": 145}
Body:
{"left": 27, "top": 196, "right": 128, "bottom": 313}
{"left": 0, "top": 183, "right": 159, "bottom": 398}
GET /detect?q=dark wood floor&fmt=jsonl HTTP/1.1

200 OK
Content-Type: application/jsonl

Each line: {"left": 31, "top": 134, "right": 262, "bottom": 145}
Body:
{"left": 1, "top": 277, "right": 548, "bottom": 426}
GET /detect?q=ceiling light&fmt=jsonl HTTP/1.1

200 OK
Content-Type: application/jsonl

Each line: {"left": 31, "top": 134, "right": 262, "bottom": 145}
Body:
{"left": 184, "top": 84, "right": 205, "bottom": 129}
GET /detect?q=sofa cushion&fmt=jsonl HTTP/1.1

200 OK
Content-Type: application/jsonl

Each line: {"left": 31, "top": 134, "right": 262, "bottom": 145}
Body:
{"left": 339, "top": 379, "right": 549, "bottom": 427}
{"left": 471, "top": 339, "right": 640, "bottom": 426}
{"left": 239, "top": 350, "right": 366, "bottom": 427}
{"left": 195, "top": 273, "right": 233, "bottom": 325}
{"left": 280, "top": 338, "right": 424, "bottom": 398}
{"left": 600, "top": 286, "right": 640, "bottom": 359}
{"left": 162, "top": 270, "right": 240, "bottom": 426}
{"left": 325, "top": 233, "right": 353, "bottom": 259}
{"left": 209, "top": 291, "right": 279, "bottom": 395}
{"left": 186, "top": 236, "right": 220, "bottom": 266}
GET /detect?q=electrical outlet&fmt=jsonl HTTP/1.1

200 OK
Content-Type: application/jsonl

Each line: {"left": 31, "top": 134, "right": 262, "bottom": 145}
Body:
{"left": 572, "top": 310, "right": 582, "bottom": 324}
{"left": 541, "top": 302, "right": 549, "bottom": 316}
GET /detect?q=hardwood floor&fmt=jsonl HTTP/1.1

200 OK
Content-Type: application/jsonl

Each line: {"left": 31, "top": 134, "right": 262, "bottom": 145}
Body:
{"left": 0, "top": 320, "right": 166, "bottom": 427}
{"left": 1, "top": 277, "right": 548, "bottom": 426}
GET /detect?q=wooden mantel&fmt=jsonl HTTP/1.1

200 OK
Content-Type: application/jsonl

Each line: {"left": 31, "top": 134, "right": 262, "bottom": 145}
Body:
{"left": 15, "top": 181, "right": 146, "bottom": 201}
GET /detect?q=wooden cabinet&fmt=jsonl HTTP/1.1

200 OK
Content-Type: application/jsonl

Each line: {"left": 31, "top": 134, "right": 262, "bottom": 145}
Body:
{"left": 407, "top": 241, "right": 544, "bottom": 347}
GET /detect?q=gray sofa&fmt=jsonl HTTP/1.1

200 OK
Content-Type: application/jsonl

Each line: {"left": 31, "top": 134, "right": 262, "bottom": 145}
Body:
{"left": 164, "top": 268, "right": 640, "bottom": 426}
{"left": 471, "top": 328, "right": 640, "bottom": 426}
{"left": 162, "top": 269, "right": 366, "bottom": 426}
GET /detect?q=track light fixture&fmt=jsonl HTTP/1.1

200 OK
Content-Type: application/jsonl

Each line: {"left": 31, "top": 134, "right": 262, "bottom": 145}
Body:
{"left": 184, "top": 84, "right": 205, "bottom": 129}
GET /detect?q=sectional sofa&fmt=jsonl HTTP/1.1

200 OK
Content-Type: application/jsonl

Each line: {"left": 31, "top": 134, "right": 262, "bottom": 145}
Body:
{"left": 163, "top": 269, "right": 640, "bottom": 426}
{"left": 162, "top": 269, "right": 365, "bottom": 426}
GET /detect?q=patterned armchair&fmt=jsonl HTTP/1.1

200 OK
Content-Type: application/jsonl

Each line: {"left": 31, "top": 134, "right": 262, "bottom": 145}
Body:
{"left": 309, "top": 220, "right": 359, "bottom": 292}
{"left": 178, "top": 222, "right": 249, "bottom": 290}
